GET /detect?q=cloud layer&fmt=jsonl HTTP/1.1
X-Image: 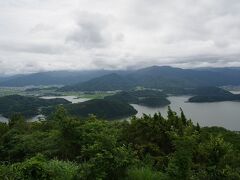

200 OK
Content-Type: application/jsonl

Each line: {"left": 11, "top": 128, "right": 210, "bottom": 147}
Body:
{"left": 1, "top": 0, "right": 240, "bottom": 74}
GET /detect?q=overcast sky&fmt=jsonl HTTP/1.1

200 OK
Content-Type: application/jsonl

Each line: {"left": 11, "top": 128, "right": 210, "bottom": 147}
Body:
{"left": 1, "top": 0, "right": 240, "bottom": 74}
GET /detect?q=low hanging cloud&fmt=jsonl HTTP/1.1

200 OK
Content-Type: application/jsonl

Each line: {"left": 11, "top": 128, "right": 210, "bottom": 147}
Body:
{"left": 0, "top": 0, "right": 240, "bottom": 74}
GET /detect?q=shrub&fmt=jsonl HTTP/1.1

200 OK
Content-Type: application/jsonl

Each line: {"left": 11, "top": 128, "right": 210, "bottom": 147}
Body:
{"left": 0, "top": 154, "right": 79, "bottom": 180}
{"left": 126, "top": 166, "right": 165, "bottom": 180}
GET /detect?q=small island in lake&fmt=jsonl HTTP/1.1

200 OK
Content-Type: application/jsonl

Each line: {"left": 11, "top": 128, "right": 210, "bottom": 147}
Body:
{"left": 104, "top": 90, "right": 170, "bottom": 107}
{"left": 60, "top": 99, "right": 137, "bottom": 119}
{"left": 188, "top": 87, "right": 240, "bottom": 102}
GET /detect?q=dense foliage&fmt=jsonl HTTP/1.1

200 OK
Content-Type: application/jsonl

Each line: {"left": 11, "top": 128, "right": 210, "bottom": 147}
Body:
{"left": 0, "top": 95, "right": 70, "bottom": 118}
{"left": 105, "top": 90, "right": 171, "bottom": 107}
{"left": 0, "top": 106, "right": 239, "bottom": 179}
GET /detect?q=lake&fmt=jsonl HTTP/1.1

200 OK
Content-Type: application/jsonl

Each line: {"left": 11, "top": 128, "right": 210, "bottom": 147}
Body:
{"left": 131, "top": 96, "right": 240, "bottom": 131}
{"left": 33, "top": 96, "right": 91, "bottom": 121}
{"left": 1, "top": 95, "right": 240, "bottom": 131}
{"left": 40, "top": 96, "right": 90, "bottom": 104}
{"left": 0, "top": 115, "right": 9, "bottom": 123}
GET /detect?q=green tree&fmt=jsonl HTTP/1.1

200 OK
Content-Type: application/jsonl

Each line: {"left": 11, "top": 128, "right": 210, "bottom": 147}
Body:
{"left": 76, "top": 119, "right": 136, "bottom": 179}
{"left": 167, "top": 135, "right": 197, "bottom": 180}
{"left": 8, "top": 113, "right": 26, "bottom": 129}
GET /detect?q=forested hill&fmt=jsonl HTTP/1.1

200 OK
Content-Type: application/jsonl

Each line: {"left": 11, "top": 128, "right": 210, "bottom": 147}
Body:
{"left": 59, "top": 66, "right": 240, "bottom": 91}
{"left": 104, "top": 90, "right": 170, "bottom": 107}
{"left": 161, "top": 86, "right": 240, "bottom": 103}
{"left": 0, "top": 95, "right": 70, "bottom": 118}
{"left": 0, "top": 94, "right": 137, "bottom": 120}
{"left": 64, "top": 99, "right": 137, "bottom": 119}
{"left": 188, "top": 87, "right": 240, "bottom": 102}
{"left": 43, "top": 99, "right": 137, "bottom": 120}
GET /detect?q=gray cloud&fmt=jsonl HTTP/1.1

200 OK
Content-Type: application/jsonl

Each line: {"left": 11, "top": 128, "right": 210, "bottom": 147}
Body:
{"left": 66, "top": 12, "right": 110, "bottom": 48}
{"left": 0, "top": 41, "right": 65, "bottom": 54}
{"left": 0, "top": 0, "right": 240, "bottom": 74}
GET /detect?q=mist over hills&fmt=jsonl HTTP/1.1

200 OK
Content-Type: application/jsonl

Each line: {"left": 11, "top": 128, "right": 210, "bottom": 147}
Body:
{"left": 60, "top": 66, "right": 240, "bottom": 91}
{"left": 0, "top": 70, "right": 120, "bottom": 87}
{"left": 1, "top": 66, "right": 240, "bottom": 90}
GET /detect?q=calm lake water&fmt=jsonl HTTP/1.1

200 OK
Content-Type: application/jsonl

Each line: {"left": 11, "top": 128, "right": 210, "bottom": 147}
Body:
{"left": 131, "top": 96, "right": 240, "bottom": 131}
{"left": 40, "top": 96, "right": 90, "bottom": 104}
{"left": 230, "top": 90, "right": 240, "bottom": 94}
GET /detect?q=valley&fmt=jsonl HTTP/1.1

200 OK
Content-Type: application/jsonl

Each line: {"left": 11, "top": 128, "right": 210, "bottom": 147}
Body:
{"left": 1, "top": 79, "right": 240, "bottom": 131}
{"left": 2, "top": 1, "right": 240, "bottom": 178}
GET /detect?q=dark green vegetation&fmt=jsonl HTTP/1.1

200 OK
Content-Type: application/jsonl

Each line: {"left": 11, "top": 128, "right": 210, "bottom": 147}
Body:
{"left": 189, "top": 95, "right": 240, "bottom": 102}
{"left": 0, "top": 95, "right": 70, "bottom": 118}
{"left": 0, "top": 107, "right": 239, "bottom": 179}
{"left": 105, "top": 90, "right": 170, "bottom": 107}
{"left": 161, "top": 86, "right": 240, "bottom": 103}
{"left": 59, "top": 66, "right": 240, "bottom": 91}
{"left": 0, "top": 94, "right": 137, "bottom": 120}
{"left": 188, "top": 87, "right": 240, "bottom": 102}
{"left": 52, "top": 90, "right": 170, "bottom": 120}
{"left": 61, "top": 99, "right": 137, "bottom": 119}
{"left": 0, "top": 87, "right": 238, "bottom": 121}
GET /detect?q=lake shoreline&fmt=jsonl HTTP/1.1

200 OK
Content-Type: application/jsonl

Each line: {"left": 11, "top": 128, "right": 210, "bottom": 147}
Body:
{"left": 1, "top": 95, "right": 240, "bottom": 131}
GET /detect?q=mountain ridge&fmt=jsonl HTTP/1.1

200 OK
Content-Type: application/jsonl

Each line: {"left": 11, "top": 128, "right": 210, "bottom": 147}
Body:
{"left": 59, "top": 66, "right": 240, "bottom": 91}
{"left": 2, "top": 66, "right": 240, "bottom": 89}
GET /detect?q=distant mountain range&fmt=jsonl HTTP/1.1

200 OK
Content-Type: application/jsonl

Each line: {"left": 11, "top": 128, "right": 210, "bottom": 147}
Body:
{"left": 60, "top": 66, "right": 240, "bottom": 91}
{"left": 1, "top": 66, "right": 240, "bottom": 90}
{"left": 0, "top": 70, "right": 120, "bottom": 87}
